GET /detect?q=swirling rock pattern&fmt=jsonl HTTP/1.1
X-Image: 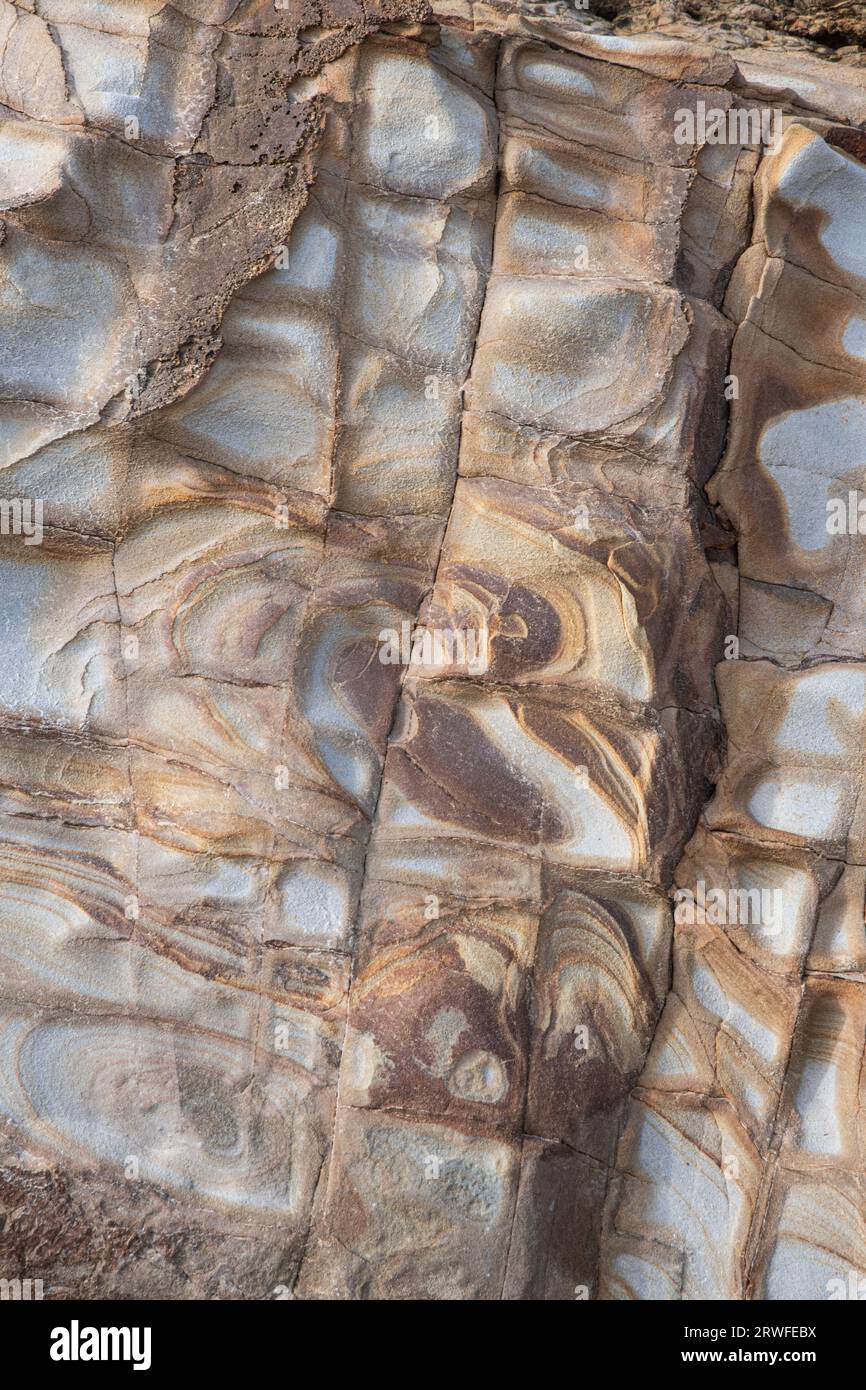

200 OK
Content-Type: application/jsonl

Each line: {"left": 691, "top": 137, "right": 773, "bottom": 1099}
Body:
{"left": 0, "top": 0, "right": 864, "bottom": 1300}
{"left": 601, "top": 81, "right": 866, "bottom": 1300}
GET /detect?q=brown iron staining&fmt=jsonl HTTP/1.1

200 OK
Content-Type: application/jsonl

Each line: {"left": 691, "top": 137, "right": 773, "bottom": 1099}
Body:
{"left": 0, "top": 0, "right": 865, "bottom": 1300}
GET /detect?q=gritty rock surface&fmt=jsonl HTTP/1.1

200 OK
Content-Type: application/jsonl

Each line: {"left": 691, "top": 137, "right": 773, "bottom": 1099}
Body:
{"left": 0, "top": 0, "right": 865, "bottom": 1300}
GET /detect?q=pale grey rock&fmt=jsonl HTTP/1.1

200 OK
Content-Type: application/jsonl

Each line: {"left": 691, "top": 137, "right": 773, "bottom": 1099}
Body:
{"left": 0, "top": 0, "right": 864, "bottom": 1303}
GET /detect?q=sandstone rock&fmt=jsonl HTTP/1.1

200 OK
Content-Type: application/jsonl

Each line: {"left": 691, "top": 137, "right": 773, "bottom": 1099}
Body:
{"left": 0, "top": 0, "right": 865, "bottom": 1302}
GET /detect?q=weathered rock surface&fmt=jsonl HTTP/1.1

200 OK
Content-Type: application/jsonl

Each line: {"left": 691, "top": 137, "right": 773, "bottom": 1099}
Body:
{"left": 0, "top": 0, "right": 865, "bottom": 1300}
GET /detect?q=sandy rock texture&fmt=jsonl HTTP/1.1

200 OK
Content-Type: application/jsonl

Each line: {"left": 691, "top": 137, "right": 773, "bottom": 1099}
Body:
{"left": 0, "top": 0, "right": 864, "bottom": 1300}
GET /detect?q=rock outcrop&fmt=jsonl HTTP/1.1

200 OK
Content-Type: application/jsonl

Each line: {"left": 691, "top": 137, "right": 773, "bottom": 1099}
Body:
{"left": 0, "top": 0, "right": 864, "bottom": 1300}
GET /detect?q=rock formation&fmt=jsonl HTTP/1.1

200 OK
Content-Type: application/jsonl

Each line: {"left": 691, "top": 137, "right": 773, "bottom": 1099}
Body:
{"left": 0, "top": 0, "right": 864, "bottom": 1300}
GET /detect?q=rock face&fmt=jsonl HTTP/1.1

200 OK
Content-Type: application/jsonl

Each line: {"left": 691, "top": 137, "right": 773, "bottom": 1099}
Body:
{"left": 0, "top": 0, "right": 864, "bottom": 1301}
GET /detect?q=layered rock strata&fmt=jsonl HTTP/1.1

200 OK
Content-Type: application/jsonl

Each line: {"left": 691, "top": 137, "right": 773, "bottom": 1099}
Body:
{"left": 0, "top": 0, "right": 864, "bottom": 1300}
{"left": 600, "top": 115, "right": 866, "bottom": 1301}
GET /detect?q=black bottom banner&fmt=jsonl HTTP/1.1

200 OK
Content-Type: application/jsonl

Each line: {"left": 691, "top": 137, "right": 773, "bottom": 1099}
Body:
{"left": 1, "top": 1296, "right": 854, "bottom": 1376}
